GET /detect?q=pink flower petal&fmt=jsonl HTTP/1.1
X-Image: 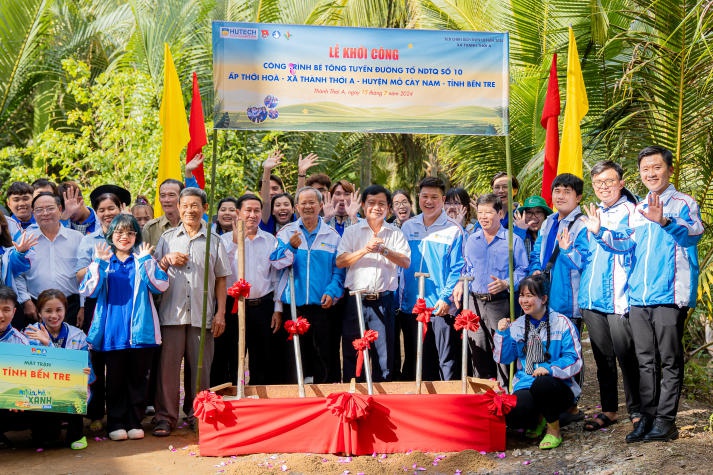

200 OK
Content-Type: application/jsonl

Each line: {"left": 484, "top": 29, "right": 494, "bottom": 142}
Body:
{"left": 36, "top": 448, "right": 44, "bottom": 453}
{"left": 522, "top": 460, "right": 531, "bottom": 465}
{"left": 497, "top": 452, "right": 506, "bottom": 459}
{"left": 281, "top": 464, "right": 288, "bottom": 471}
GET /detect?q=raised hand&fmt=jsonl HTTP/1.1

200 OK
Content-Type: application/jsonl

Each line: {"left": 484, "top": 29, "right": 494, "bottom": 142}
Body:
{"left": 497, "top": 318, "right": 510, "bottom": 331}
{"left": 137, "top": 242, "right": 154, "bottom": 257}
{"left": 297, "top": 152, "right": 320, "bottom": 175}
{"left": 262, "top": 150, "right": 284, "bottom": 170}
{"left": 513, "top": 209, "right": 528, "bottom": 230}
{"left": 346, "top": 189, "right": 361, "bottom": 219}
{"left": 62, "top": 187, "right": 83, "bottom": 220}
{"left": 557, "top": 226, "right": 572, "bottom": 250}
{"left": 454, "top": 204, "right": 468, "bottom": 227}
{"left": 583, "top": 202, "right": 601, "bottom": 234}
{"left": 469, "top": 197, "right": 479, "bottom": 214}
{"left": 640, "top": 192, "right": 666, "bottom": 225}
{"left": 13, "top": 232, "right": 39, "bottom": 253}
{"left": 95, "top": 242, "right": 113, "bottom": 261}
{"left": 322, "top": 191, "right": 336, "bottom": 220}
{"left": 186, "top": 153, "right": 205, "bottom": 176}
{"left": 25, "top": 324, "right": 51, "bottom": 346}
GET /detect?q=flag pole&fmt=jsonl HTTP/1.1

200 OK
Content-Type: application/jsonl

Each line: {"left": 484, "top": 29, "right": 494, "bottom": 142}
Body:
{"left": 196, "top": 128, "right": 219, "bottom": 398}
{"left": 504, "top": 42, "right": 515, "bottom": 393}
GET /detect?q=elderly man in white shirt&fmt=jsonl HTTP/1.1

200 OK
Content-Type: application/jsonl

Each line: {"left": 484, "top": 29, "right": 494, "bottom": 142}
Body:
{"left": 217, "top": 193, "right": 284, "bottom": 386}
{"left": 336, "top": 185, "right": 410, "bottom": 382}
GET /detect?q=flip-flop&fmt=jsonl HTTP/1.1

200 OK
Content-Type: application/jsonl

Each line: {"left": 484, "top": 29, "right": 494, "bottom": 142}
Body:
{"left": 539, "top": 433, "right": 563, "bottom": 450}
{"left": 525, "top": 417, "right": 547, "bottom": 439}
{"left": 584, "top": 413, "right": 618, "bottom": 431}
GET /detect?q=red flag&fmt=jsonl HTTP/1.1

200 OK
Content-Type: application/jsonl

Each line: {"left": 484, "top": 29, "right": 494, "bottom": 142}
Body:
{"left": 187, "top": 72, "right": 207, "bottom": 188}
{"left": 540, "top": 54, "right": 560, "bottom": 206}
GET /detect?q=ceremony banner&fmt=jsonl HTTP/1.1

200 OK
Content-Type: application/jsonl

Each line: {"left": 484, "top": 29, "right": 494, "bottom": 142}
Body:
{"left": 0, "top": 343, "right": 89, "bottom": 414}
{"left": 213, "top": 22, "right": 509, "bottom": 135}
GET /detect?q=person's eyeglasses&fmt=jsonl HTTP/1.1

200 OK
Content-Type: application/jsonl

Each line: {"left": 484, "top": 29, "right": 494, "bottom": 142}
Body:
{"left": 113, "top": 230, "right": 137, "bottom": 238}
{"left": 593, "top": 179, "right": 618, "bottom": 189}
{"left": 393, "top": 201, "right": 410, "bottom": 208}
{"left": 34, "top": 206, "right": 58, "bottom": 215}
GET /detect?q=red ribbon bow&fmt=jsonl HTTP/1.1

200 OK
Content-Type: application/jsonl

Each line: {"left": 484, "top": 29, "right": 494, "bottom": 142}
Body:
{"left": 192, "top": 390, "right": 226, "bottom": 423}
{"left": 352, "top": 329, "right": 379, "bottom": 377}
{"left": 284, "top": 316, "right": 310, "bottom": 340}
{"left": 485, "top": 389, "right": 517, "bottom": 416}
{"left": 412, "top": 298, "right": 433, "bottom": 341}
{"left": 326, "top": 392, "right": 373, "bottom": 422}
{"left": 227, "top": 279, "right": 251, "bottom": 313}
{"left": 454, "top": 309, "right": 481, "bottom": 337}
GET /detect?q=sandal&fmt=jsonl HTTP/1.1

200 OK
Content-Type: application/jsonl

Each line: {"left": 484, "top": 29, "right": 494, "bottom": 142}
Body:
{"left": 539, "top": 433, "right": 563, "bottom": 450}
{"left": 152, "top": 420, "right": 172, "bottom": 437}
{"left": 584, "top": 413, "right": 618, "bottom": 431}
{"left": 525, "top": 417, "right": 547, "bottom": 439}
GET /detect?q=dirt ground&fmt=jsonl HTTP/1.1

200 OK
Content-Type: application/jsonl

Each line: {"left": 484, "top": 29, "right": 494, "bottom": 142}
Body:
{"left": 3, "top": 336, "right": 713, "bottom": 475}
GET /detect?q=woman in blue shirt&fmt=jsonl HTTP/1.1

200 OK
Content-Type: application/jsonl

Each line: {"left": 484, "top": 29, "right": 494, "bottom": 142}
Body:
{"left": 494, "top": 274, "right": 583, "bottom": 450}
{"left": 80, "top": 215, "right": 168, "bottom": 442}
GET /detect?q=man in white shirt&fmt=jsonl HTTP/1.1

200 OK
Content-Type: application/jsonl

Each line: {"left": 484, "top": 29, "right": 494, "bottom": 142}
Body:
{"left": 218, "top": 193, "right": 284, "bottom": 386}
{"left": 16, "top": 192, "right": 84, "bottom": 326}
{"left": 337, "top": 185, "right": 410, "bottom": 382}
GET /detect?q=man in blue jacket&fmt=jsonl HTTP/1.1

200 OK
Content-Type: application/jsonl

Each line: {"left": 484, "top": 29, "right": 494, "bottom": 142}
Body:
{"left": 271, "top": 187, "right": 345, "bottom": 383}
{"left": 558, "top": 161, "right": 640, "bottom": 431}
{"left": 400, "top": 177, "right": 465, "bottom": 381}
{"left": 589, "top": 146, "right": 703, "bottom": 443}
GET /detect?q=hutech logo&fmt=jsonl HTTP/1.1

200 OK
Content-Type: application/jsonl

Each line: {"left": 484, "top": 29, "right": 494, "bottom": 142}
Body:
{"left": 220, "top": 27, "right": 258, "bottom": 40}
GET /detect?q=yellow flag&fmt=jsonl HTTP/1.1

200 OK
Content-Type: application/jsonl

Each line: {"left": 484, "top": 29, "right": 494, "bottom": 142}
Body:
{"left": 155, "top": 43, "right": 190, "bottom": 216}
{"left": 557, "top": 27, "right": 588, "bottom": 178}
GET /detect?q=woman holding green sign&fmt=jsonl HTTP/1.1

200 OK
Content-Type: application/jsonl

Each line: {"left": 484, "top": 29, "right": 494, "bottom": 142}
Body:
{"left": 25, "top": 289, "right": 91, "bottom": 450}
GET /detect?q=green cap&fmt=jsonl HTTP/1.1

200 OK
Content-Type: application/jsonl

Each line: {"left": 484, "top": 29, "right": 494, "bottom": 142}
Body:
{"left": 518, "top": 196, "right": 553, "bottom": 216}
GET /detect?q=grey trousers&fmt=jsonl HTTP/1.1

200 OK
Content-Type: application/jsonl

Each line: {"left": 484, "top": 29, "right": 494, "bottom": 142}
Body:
{"left": 155, "top": 325, "right": 214, "bottom": 428}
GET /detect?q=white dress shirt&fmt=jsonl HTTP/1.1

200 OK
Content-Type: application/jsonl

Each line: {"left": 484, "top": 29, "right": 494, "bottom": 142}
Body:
{"left": 221, "top": 228, "right": 280, "bottom": 311}
{"left": 337, "top": 220, "right": 410, "bottom": 293}
{"left": 15, "top": 224, "right": 84, "bottom": 302}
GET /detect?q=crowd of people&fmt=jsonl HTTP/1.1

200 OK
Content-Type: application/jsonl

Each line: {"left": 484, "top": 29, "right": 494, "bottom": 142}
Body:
{"left": 0, "top": 145, "right": 703, "bottom": 452}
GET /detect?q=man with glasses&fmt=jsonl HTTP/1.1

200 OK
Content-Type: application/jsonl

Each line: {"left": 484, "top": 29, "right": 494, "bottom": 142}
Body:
{"left": 15, "top": 192, "right": 84, "bottom": 325}
{"left": 152, "top": 187, "right": 231, "bottom": 437}
{"left": 557, "top": 161, "right": 641, "bottom": 433}
{"left": 336, "top": 185, "right": 410, "bottom": 382}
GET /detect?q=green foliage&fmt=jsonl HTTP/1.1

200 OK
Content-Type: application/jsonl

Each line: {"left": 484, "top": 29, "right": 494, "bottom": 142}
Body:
{"left": 0, "top": 59, "right": 161, "bottom": 198}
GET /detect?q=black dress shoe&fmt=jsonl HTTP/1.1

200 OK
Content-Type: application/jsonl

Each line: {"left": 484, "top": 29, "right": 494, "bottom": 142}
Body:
{"left": 625, "top": 414, "right": 653, "bottom": 443}
{"left": 643, "top": 419, "right": 678, "bottom": 442}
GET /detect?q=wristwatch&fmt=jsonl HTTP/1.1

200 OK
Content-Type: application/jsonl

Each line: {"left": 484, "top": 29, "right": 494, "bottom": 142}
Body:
{"left": 661, "top": 217, "right": 672, "bottom": 227}
{"left": 381, "top": 246, "right": 390, "bottom": 257}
